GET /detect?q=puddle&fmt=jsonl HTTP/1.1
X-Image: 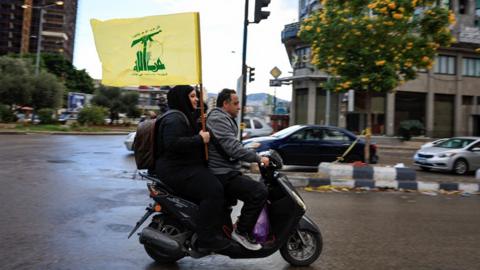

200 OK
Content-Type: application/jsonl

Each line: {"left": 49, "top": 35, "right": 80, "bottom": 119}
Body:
{"left": 106, "top": 224, "right": 133, "bottom": 233}
{"left": 47, "top": 160, "right": 75, "bottom": 164}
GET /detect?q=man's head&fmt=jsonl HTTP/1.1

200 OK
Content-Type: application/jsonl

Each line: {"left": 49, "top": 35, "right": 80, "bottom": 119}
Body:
{"left": 217, "top": 88, "right": 240, "bottom": 117}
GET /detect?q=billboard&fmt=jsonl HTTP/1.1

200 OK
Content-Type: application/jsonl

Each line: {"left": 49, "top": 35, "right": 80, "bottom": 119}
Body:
{"left": 68, "top": 92, "right": 86, "bottom": 112}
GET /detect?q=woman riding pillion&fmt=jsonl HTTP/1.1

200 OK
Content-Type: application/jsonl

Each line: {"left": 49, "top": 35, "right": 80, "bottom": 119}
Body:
{"left": 154, "top": 85, "right": 229, "bottom": 252}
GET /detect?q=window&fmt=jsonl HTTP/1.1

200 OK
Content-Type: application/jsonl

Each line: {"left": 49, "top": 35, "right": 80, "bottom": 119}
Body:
{"left": 434, "top": 55, "right": 455, "bottom": 75}
{"left": 253, "top": 120, "right": 262, "bottom": 129}
{"left": 463, "top": 96, "right": 474, "bottom": 105}
{"left": 304, "top": 129, "right": 323, "bottom": 141}
{"left": 459, "top": 0, "right": 467, "bottom": 14}
{"left": 243, "top": 119, "right": 251, "bottom": 129}
{"left": 294, "top": 47, "right": 311, "bottom": 68}
{"left": 323, "top": 129, "right": 350, "bottom": 141}
{"left": 440, "top": 0, "right": 451, "bottom": 9}
{"left": 463, "top": 58, "right": 480, "bottom": 77}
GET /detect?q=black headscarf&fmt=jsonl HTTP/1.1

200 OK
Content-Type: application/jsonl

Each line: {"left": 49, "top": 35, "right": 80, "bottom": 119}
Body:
{"left": 167, "top": 85, "right": 196, "bottom": 129}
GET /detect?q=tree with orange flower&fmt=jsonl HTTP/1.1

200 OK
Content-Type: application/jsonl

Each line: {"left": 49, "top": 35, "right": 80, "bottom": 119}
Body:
{"left": 299, "top": 0, "right": 455, "bottom": 161}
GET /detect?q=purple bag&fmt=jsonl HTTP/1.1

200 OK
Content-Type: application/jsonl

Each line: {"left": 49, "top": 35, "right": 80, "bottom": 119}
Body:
{"left": 252, "top": 205, "right": 270, "bottom": 244}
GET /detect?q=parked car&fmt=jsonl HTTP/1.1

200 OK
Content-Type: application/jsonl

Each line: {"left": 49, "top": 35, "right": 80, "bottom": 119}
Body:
{"left": 243, "top": 125, "right": 378, "bottom": 166}
{"left": 125, "top": 132, "right": 136, "bottom": 151}
{"left": 420, "top": 138, "right": 448, "bottom": 148}
{"left": 243, "top": 117, "right": 273, "bottom": 138}
{"left": 16, "top": 113, "right": 40, "bottom": 124}
{"left": 58, "top": 113, "right": 77, "bottom": 124}
{"left": 413, "top": 137, "right": 480, "bottom": 175}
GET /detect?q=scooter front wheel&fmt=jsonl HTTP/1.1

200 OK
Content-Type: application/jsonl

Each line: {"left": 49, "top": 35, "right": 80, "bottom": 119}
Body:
{"left": 280, "top": 229, "right": 322, "bottom": 266}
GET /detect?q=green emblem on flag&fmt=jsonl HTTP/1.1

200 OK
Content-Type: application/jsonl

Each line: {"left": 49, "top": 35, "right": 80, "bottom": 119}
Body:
{"left": 131, "top": 29, "right": 166, "bottom": 72}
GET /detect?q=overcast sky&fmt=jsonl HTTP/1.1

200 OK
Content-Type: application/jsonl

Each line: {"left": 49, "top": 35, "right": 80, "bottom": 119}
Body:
{"left": 72, "top": 0, "right": 298, "bottom": 101}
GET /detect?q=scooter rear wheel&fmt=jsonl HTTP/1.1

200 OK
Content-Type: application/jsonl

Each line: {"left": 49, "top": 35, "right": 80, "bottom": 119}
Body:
{"left": 144, "top": 217, "right": 185, "bottom": 264}
{"left": 280, "top": 229, "right": 322, "bottom": 266}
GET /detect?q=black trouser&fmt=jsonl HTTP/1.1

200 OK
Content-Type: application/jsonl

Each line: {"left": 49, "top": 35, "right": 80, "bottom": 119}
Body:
{"left": 160, "top": 166, "right": 225, "bottom": 243}
{"left": 216, "top": 172, "right": 268, "bottom": 234}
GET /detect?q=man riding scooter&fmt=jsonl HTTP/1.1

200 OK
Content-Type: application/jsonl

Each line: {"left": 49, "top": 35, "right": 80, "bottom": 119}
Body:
{"left": 206, "top": 88, "right": 269, "bottom": 250}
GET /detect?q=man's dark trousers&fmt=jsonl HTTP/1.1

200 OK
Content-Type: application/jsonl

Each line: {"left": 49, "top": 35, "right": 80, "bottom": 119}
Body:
{"left": 216, "top": 172, "right": 268, "bottom": 234}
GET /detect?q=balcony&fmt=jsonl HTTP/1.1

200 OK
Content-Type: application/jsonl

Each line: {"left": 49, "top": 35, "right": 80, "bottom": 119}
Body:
{"left": 281, "top": 22, "right": 300, "bottom": 43}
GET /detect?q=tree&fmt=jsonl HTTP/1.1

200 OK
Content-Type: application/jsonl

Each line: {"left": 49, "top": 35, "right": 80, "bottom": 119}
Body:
{"left": 121, "top": 91, "right": 141, "bottom": 118}
{"left": 42, "top": 54, "right": 95, "bottom": 94}
{"left": 0, "top": 56, "right": 34, "bottom": 107}
{"left": 30, "top": 72, "right": 65, "bottom": 110}
{"left": 78, "top": 106, "right": 108, "bottom": 126}
{"left": 299, "top": 0, "right": 454, "bottom": 160}
{"left": 91, "top": 85, "right": 126, "bottom": 124}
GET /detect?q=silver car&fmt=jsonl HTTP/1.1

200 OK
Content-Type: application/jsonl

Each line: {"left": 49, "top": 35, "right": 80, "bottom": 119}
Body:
{"left": 413, "top": 137, "right": 480, "bottom": 175}
{"left": 124, "top": 132, "right": 136, "bottom": 151}
{"left": 243, "top": 117, "right": 273, "bottom": 138}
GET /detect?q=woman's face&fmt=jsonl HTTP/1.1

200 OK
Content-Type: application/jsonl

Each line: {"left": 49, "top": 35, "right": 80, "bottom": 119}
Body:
{"left": 188, "top": 90, "right": 198, "bottom": 109}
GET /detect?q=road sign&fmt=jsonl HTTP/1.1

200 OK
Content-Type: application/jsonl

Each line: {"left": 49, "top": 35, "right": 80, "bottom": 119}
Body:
{"left": 270, "top": 66, "right": 282, "bottom": 78}
{"left": 270, "top": 79, "right": 282, "bottom": 87}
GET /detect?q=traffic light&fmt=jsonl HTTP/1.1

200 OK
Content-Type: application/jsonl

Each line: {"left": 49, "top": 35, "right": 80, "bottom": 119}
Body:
{"left": 248, "top": 66, "right": 255, "bottom": 82}
{"left": 254, "top": 0, "right": 271, "bottom": 23}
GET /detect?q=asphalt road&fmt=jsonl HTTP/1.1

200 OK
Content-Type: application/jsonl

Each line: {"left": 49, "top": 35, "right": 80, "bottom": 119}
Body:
{"left": 0, "top": 135, "right": 479, "bottom": 270}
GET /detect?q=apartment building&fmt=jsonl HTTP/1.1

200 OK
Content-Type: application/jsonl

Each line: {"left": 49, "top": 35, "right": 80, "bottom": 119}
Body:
{"left": 282, "top": 0, "right": 480, "bottom": 137}
{"left": 0, "top": 0, "right": 78, "bottom": 62}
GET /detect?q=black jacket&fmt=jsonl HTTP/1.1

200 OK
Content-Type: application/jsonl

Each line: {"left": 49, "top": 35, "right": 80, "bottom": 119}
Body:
{"left": 155, "top": 112, "right": 204, "bottom": 178}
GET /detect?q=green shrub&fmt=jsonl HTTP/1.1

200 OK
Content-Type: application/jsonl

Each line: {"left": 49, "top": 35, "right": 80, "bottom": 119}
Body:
{"left": 0, "top": 104, "right": 17, "bottom": 123}
{"left": 78, "top": 106, "right": 107, "bottom": 126}
{"left": 37, "top": 108, "right": 56, "bottom": 124}
{"left": 399, "top": 120, "right": 424, "bottom": 141}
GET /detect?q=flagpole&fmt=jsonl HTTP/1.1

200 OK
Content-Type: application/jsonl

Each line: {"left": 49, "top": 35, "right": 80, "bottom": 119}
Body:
{"left": 195, "top": 13, "right": 208, "bottom": 160}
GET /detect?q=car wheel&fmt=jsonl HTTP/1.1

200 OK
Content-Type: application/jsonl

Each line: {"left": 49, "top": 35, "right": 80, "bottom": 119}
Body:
{"left": 420, "top": 166, "right": 431, "bottom": 171}
{"left": 453, "top": 159, "right": 469, "bottom": 175}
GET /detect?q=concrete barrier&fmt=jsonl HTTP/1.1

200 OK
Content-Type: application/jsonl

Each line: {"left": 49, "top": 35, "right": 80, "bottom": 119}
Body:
{"left": 318, "top": 162, "right": 416, "bottom": 181}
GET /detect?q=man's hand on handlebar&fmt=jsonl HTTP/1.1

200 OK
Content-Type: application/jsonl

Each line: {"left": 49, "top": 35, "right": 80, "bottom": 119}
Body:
{"left": 259, "top": 156, "right": 270, "bottom": 167}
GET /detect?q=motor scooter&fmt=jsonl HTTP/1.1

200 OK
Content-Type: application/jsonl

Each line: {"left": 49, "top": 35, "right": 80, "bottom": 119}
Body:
{"left": 128, "top": 150, "right": 322, "bottom": 266}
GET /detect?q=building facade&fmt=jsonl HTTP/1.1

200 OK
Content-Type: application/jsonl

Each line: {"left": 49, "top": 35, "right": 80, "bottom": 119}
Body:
{"left": 282, "top": 0, "right": 480, "bottom": 138}
{"left": 0, "top": 0, "right": 78, "bottom": 62}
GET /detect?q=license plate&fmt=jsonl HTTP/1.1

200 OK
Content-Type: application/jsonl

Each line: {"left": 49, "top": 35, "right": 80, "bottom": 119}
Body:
{"left": 417, "top": 158, "right": 426, "bottom": 163}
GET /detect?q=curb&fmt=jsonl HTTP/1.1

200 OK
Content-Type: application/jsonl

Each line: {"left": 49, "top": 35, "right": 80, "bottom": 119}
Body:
{"left": 245, "top": 173, "right": 480, "bottom": 193}
{"left": 306, "top": 178, "right": 480, "bottom": 193}
{"left": 318, "top": 162, "right": 416, "bottom": 182}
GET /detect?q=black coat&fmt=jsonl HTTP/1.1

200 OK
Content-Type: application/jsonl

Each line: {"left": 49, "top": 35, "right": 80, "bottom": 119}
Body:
{"left": 155, "top": 112, "right": 205, "bottom": 179}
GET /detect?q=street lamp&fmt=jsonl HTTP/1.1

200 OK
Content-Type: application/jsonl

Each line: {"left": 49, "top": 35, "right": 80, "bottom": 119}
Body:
{"left": 22, "top": 1, "right": 64, "bottom": 76}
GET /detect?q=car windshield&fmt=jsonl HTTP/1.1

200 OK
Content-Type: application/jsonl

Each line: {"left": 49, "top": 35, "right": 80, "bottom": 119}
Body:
{"left": 271, "top": 125, "right": 303, "bottom": 138}
{"left": 435, "top": 138, "right": 475, "bottom": 149}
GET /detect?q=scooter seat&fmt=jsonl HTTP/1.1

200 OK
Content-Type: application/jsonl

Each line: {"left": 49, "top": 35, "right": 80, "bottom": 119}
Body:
{"left": 138, "top": 171, "right": 176, "bottom": 195}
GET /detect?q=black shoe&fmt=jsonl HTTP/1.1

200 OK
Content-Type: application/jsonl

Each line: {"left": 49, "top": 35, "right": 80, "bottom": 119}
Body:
{"left": 231, "top": 229, "right": 261, "bottom": 250}
{"left": 196, "top": 236, "right": 231, "bottom": 252}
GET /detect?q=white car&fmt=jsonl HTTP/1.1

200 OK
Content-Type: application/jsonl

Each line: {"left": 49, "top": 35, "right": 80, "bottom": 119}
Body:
{"left": 420, "top": 138, "right": 448, "bottom": 148}
{"left": 243, "top": 117, "right": 273, "bottom": 138}
{"left": 413, "top": 137, "right": 480, "bottom": 175}
{"left": 124, "top": 132, "right": 136, "bottom": 151}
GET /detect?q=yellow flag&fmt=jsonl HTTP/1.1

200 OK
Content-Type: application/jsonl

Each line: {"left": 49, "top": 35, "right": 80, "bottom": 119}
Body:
{"left": 91, "top": 12, "right": 202, "bottom": 86}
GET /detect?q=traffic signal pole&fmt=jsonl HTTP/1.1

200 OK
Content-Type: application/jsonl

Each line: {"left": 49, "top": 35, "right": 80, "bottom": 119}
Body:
{"left": 239, "top": 0, "right": 249, "bottom": 142}
{"left": 239, "top": 0, "right": 270, "bottom": 142}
